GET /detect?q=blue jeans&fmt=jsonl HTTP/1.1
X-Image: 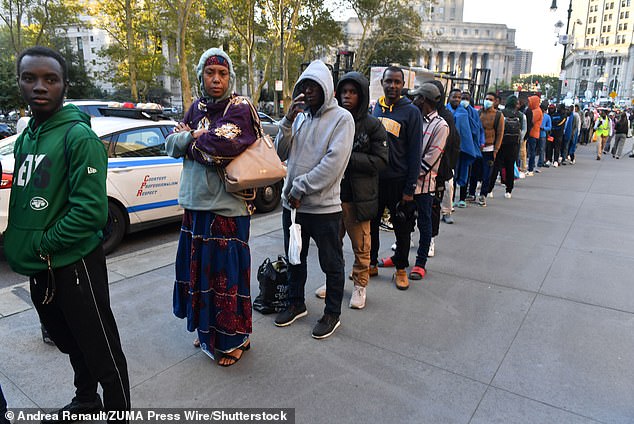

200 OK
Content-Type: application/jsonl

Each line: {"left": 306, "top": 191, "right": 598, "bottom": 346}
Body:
{"left": 527, "top": 137, "right": 537, "bottom": 171}
{"left": 538, "top": 136, "right": 546, "bottom": 167}
{"left": 414, "top": 193, "right": 433, "bottom": 269}
{"left": 468, "top": 152, "right": 494, "bottom": 196}
{"left": 283, "top": 208, "right": 345, "bottom": 316}
{"left": 569, "top": 132, "right": 579, "bottom": 158}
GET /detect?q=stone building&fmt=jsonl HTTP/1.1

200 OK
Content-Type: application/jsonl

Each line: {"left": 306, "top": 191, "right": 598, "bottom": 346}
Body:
{"left": 341, "top": 0, "right": 518, "bottom": 86}
{"left": 563, "top": 0, "right": 634, "bottom": 103}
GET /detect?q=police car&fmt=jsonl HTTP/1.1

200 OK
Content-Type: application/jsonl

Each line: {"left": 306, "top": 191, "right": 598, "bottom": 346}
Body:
{"left": 0, "top": 105, "right": 282, "bottom": 254}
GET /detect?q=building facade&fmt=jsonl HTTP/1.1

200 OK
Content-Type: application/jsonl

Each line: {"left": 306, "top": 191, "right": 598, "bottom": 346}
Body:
{"left": 513, "top": 49, "right": 533, "bottom": 76}
{"left": 563, "top": 0, "right": 634, "bottom": 103}
{"left": 341, "top": 0, "right": 517, "bottom": 86}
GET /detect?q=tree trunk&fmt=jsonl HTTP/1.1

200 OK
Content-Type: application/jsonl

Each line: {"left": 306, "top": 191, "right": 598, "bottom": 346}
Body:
{"left": 177, "top": 0, "right": 194, "bottom": 110}
{"left": 125, "top": 0, "right": 138, "bottom": 101}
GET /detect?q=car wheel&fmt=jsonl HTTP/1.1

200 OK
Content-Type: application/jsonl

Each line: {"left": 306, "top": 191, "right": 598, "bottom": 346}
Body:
{"left": 253, "top": 182, "right": 281, "bottom": 213}
{"left": 103, "top": 200, "right": 127, "bottom": 255}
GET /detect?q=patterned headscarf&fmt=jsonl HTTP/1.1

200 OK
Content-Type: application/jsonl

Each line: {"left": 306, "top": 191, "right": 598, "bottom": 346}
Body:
{"left": 196, "top": 48, "right": 236, "bottom": 103}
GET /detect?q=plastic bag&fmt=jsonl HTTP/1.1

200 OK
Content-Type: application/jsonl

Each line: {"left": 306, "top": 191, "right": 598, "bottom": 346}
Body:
{"left": 253, "top": 256, "right": 289, "bottom": 314}
{"left": 288, "top": 208, "right": 302, "bottom": 265}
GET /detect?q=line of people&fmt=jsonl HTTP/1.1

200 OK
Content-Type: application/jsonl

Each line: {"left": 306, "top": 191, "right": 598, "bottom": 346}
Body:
{"left": 5, "top": 45, "right": 632, "bottom": 424}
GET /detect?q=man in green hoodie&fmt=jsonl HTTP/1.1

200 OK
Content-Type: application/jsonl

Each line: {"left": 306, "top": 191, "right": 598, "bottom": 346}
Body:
{"left": 5, "top": 46, "right": 130, "bottom": 422}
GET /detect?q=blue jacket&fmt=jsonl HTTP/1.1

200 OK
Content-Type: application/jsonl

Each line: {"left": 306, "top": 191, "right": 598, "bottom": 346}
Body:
{"left": 564, "top": 112, "right": 573, "bottom": 141}
{"left": 540, "top": 113, "right": 552, "bottom": 138}
{"left": 373, "top": 96, "right": 423, "bottom": 196}
{"left": 447, "top": 103, "right": 481, "bottom": 185}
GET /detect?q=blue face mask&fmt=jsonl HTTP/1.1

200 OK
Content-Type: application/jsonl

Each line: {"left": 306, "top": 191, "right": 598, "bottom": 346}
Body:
{"left": 483, "top": 99, "right": 493, "bottom": 109}
{"left": 460, "top": 100, "right": 470, "bottom": 108}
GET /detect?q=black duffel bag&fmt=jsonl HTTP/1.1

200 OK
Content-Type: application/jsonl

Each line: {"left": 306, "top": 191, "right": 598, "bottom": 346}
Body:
{"left": 253, "top": 255, "right": 290, "bottom": 314}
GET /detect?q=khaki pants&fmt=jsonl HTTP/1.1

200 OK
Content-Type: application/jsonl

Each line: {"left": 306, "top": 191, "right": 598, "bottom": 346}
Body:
{"left": 341, "top": 202, "right": 371, "bottom": 287}
{"left": 441, "top": 177, "right": 454, "bottom": 215}
{"left": 519, "top": 139, "right": 527, "bottom": 171}
{"left": 597, "top": 135, "right": 607, "bottom": 157}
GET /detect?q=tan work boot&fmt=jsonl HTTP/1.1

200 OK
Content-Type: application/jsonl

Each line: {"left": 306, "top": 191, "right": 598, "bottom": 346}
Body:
{"left": 394, "top": 269, "right": 409, "bottom": 290}
{"left": 369, "top": 265, "right": 378, "bottom": 277}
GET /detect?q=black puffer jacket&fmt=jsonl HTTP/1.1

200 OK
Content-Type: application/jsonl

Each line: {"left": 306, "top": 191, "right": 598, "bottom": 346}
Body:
{"left": 335, "top": 72, "right": 389, "bottom": 221}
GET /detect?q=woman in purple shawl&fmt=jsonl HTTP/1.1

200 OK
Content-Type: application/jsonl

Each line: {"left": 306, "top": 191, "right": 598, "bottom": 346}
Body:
{"left": 166, "top": 48, "right": 256, "bottom": 367}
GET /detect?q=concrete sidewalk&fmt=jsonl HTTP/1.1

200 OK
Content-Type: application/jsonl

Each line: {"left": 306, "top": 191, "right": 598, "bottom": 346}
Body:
{"left": 1, "top": 141, "right": 634, "bottom": 423}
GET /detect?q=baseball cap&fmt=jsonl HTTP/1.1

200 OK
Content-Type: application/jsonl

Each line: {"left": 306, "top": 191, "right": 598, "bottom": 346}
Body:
{"left": 408, "top": 82, "right": 441, "bottom": 102}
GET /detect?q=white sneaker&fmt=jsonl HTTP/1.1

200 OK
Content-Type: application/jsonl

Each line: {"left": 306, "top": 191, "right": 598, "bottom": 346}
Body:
{"left": 487, "top": 192, "right": 494, "bottom": 198}
{"left": 553, "top": 161, "right": 559, "bottom": 168}
{"left": 545, "top": 161, "right": 552, "bottom": 166}
{"left": 391, "top": 242, "right": 397, "bottom": 251}
{"left": 349, "top": 285, "right": 366, "bottom": 309}
{"left": 315, "top": 284, "right": 326, "bottom": 299}
{"left": 527, "top": 171, "right": 534, "bottom": 177}
{"left": 504, "top": 192, "right": 512, "bottom": 199}
{"left": 427, "top": 238, "right": 435, "bottom": 257}
{"left": 519, "top": 172, "right": 526, "bottom": 179}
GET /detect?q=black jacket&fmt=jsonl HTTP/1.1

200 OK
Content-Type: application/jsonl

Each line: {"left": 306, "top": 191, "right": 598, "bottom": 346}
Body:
{"left": 336, "top": 72, "right": 389, "bottom": 221}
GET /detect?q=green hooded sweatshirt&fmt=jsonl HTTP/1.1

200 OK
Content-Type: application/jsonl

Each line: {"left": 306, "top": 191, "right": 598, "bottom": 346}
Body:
{"left": 5, "top": 104, "right": 108, "bottom": 276}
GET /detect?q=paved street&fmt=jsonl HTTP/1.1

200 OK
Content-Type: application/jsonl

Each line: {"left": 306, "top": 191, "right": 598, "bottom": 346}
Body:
{"left": 1, "top": 140, "right": 634, "bottom": 423}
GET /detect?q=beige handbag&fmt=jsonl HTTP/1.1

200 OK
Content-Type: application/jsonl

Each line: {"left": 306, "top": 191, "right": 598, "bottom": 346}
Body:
{"left": 223, "top": 99, "right": 286, "bottom": 194}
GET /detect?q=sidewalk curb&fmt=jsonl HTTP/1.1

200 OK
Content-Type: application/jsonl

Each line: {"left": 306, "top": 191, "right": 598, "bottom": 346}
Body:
{"left": 0, "top": 211, "right": 283, "bottom": 318}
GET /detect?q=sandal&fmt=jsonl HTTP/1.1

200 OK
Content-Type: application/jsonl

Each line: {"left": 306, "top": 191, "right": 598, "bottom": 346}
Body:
{"left": 377, "top": 257, "right": 394, "bottom": 268}
{"left": 218, "top": 341, "right": 251, "bottom": 367}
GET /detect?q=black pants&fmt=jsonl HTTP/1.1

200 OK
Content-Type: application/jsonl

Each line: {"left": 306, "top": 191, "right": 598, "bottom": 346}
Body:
{"left": 431, "top": 190, "right": 442, "bottom": 238}
{"left": 370, "top": 178, "right": 415, "bottom": 269}
{"left": 552, "top": 131, "right": 563, "bottom": 162}
{"left": 0, "top": 384, "right": 8, "bottom": 424}
{"left": 283, "top": 208, "right": 345, "bottom": 316}
{"left": 489, "top": 143, "right": 518, "bottom": 193}
{"left": 31, "top": 245, "right": 130, "bottom": 422}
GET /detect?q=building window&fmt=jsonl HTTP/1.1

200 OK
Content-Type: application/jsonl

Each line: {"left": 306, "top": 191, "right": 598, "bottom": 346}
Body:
{"left": 626, "top": 11, "right": 630, "bottom": 17}
{"left": 486, "top": 29, "right": 490, "bottom": 36}
{"left": 90, "top": 35, "right": 94, "bottom": 42}
{"left": 624, "top": 23, "right": 628, "bottom": 30}
{"left": 608, "top": 25, "right": 611, "bottom": 31}
{"left": 463, "top": 28, "right": 468, "bottom": 35}
{"left": 474, "top": 29, "right": 479, "bottom": 35}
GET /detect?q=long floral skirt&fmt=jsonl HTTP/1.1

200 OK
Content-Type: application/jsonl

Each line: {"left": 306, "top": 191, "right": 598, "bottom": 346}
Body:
{"left": 173, "top": 209, "right": 252, "bottom": 360}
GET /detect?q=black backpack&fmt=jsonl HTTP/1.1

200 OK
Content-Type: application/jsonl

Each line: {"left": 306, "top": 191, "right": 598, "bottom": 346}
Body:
{"left": 501, "top": 110, "right": 521, "bottom": 144}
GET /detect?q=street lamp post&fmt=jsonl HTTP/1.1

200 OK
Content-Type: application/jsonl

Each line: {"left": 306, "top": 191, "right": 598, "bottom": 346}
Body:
{"left": 551, "top": 0, "right": 573, "bottom": 101}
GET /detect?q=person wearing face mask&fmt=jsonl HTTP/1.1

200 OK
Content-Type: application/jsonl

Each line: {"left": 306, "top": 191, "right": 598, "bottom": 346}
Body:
{"left": 470, "top": 92, "right": 504, "bottom": 206}
{"left": 409, "top": 82, "right": 448, "bottom": 280}
{"left": 446, "top": 88, "right": 482, "bottom": 210}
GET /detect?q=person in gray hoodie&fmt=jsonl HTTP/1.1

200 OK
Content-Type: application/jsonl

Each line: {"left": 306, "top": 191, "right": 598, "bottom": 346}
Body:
{"left": 274, "top": 60, "right": 354, "bottom": 339}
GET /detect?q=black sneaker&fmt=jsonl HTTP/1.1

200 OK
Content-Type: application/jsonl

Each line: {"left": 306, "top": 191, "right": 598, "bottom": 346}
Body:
{"left": 311, "top": 314, "right": 341, "bottom": 339}
{"left": 274, "top": 304, "right": 307, "bottom": 327}
{"left": 41, "top": 396, "right": 103, "bottom": 423}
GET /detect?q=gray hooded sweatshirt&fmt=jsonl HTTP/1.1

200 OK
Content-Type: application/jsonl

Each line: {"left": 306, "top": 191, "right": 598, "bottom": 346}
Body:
{"left": 275, "top": 60, "right": 355, "bottom": 214}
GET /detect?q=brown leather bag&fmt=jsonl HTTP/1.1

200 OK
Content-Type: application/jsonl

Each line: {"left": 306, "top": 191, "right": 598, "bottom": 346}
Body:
{"left": 223, "top": 99, "right": 286, "bottom": 194}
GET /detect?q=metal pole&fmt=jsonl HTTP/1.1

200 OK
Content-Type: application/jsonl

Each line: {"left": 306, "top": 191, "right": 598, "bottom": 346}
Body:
{"left": 557, "top": 0, "right": 573, "bottom": 101}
